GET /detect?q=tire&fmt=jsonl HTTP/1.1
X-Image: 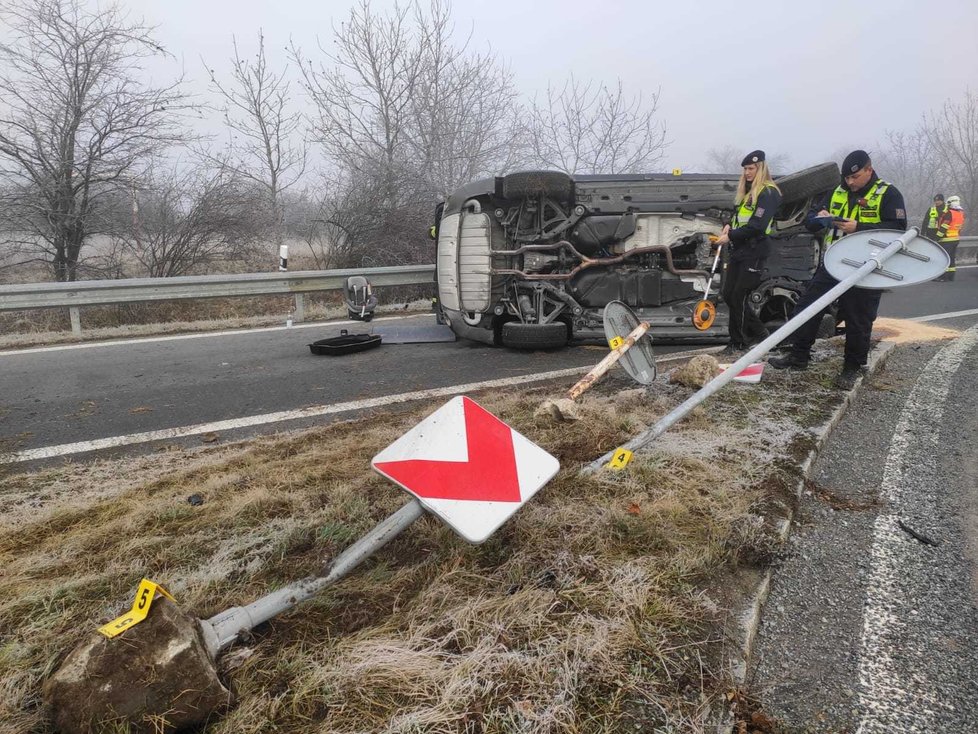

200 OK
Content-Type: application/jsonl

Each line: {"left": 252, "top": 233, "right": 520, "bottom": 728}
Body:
{"left": 500, "top": 321, "right": 569, "bottom": 350}
{"left": 501, "top": 170, "right": 573, "bottom": 201}
{"left": 775, "top": 162, "right": 841, "bottom": 205}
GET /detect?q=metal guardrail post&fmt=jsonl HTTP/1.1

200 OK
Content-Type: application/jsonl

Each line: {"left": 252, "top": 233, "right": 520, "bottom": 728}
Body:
{"left": 69, "top": 308, "right": 81, "bottom": 336}
{"left": 294, "top": 294, "right": 305, "bottom": 323}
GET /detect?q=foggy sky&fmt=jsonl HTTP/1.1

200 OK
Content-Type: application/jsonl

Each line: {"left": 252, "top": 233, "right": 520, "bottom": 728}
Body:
{"left": 128, "top": 0, "right": 978, "bottom": 173}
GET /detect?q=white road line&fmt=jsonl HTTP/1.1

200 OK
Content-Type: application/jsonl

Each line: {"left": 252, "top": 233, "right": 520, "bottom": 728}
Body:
{"left": 0, "top": 314, "right": 415, "bottom": 356}
{"left": 857, "top": 323, "right": 978, "bottom": 732}
{"left": 911, "top": 307, "right": 978, "bottom": 323}
{"left": 5, "top": 347, "right": 712, "bottom": 464}
{"left": 10, "top": 367, "right": 593, "bottom": 463}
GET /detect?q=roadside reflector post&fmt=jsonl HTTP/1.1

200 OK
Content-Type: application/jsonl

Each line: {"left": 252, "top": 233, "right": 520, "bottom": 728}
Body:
{"left": 585, "top": 227, "right": 946, "bottom": 472}
{"left": 278, "top": 244, "right": 288, "bottom": 272}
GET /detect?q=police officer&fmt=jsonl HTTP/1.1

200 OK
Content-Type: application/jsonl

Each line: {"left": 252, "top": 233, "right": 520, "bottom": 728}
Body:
{"left": 769, "top": 150, "right": 907, "bottom": 389}
{"left": 935, "top": 195, "right": 965, "bottom": 281}
{"left": 922, "top": 193, "right": 945, "bottom": 241}
{"left": 713, "top": 149, "right": 782, "bottom": 355}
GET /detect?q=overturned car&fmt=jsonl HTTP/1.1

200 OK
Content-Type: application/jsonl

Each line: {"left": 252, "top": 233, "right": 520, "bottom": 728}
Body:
{"left": 432, "top": 164, "right": 841, "bottom": 348}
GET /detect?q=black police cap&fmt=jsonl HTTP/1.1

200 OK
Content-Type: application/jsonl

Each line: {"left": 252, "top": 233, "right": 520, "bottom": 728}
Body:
{"left": 741, "top": 150, "right": 765, "bottom": 166}
{"left": 842, "top": 149, "right": 871, "bottom": 175}
{"left": 934, "top": 193, "right": 945, "bottom": 200}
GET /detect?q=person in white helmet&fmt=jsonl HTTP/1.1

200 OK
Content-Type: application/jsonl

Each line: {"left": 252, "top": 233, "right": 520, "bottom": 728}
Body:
{"left": 935, "top": 195, "right": 966, "bottom": 281}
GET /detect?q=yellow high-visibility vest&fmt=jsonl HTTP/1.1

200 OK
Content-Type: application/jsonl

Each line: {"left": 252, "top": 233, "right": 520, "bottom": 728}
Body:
{"left": 824, "top": 180, "right": 890, "bottom": 246}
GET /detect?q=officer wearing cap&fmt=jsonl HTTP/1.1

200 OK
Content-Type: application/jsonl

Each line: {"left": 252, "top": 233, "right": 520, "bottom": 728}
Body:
{"left": 922, "top": 193, "right": 945, "bottom": 241}
{"left": 713, "top": 149, "right": 782, "bottom": 355}
{"left": 769, "top": 150, "right": 907, "bottom": 389}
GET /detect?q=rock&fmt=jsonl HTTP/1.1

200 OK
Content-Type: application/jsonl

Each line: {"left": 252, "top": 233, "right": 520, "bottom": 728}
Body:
{"left": 44, "top": 597, "right": 230, "bottom": 733}
{"left": 667, "top": 354, "right": 721, "bottom": 388}
{"left": 534, "top": 398, "right": 581, "bottom": 421}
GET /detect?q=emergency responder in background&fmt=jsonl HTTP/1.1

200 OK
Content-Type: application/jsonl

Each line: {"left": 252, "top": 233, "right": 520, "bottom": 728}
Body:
{"left": 922, "top": 193, "right": 945, "bottom": 240}
{"left": 935, "top": 195, "right": 965, "bottom": 281}
{"left": 769, "top": 150, "right": 907, "bottom": 390}
{"left": 712, "top": 149, "right": 782, "bottom": 356}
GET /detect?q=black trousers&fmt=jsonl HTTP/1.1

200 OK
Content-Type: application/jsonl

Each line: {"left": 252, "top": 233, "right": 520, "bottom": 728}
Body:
{"left": 940, "top": 239, "right": 958, "bottom": 278}
{"left": 788, "top": 265, "right": 882, "bottom": 368}
{"left": 721, "top": 257, "right": 768, "bottom": 347}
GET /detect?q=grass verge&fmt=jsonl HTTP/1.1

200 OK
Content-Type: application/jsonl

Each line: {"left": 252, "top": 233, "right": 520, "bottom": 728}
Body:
{"left": 0, "top": 353, "right": 849, "bottom": 733}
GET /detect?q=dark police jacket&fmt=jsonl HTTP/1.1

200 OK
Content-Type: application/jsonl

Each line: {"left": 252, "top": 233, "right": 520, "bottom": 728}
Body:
{"left": 727, "top": 184, "right": 782, "bottom": 262}
{"left": 805, "top": 175, "right": 907, "bottom": 242}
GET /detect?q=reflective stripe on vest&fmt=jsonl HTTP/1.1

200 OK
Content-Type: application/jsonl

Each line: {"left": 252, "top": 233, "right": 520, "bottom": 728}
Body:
{"left": 940, "top": 209, "right": 965, "bottom": 241}
{"left": 824, "top": 180, "right": 890, "bottom": 246}
{"left": 927, "top": 206, "right": 939, "bottom": 229}
{"left": 732, "top": 183, "right": 777, "bottom": 234}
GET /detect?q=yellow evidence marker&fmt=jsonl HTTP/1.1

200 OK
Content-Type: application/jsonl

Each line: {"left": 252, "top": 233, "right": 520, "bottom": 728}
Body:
{"left": 608, "top": 336, "right": 624, "bottom": 350}
{"left": 607, "top": 448, "right": 634, "bottom": 471}
{"left": 98, "top": 579, "right": 175, "bottom": 638}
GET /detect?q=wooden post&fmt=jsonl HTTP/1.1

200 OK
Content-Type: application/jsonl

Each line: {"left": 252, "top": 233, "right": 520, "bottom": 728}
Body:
{"left": 567, "top": 322, "right": 650, "bottom": 400}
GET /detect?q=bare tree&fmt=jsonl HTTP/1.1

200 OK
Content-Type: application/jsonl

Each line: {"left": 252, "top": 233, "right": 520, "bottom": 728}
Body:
{"left": 922, "top": 91, "right": 978, "bottom": 234}
{"left": 701, "top": 145, "right": 792, "bottom": 175}
{"left": 874, "top": 128, "right": 941, "bottom": 225}
{"left": 113, "top": 163, "right": 263, "bottom": 278}
{"left": 205, "top": 31, "right": 306, "bottom": 251}
{"left": 525, "top": 76, "right": 667, "bottom": 174}
{"left": 292, "top": 0, "right": 521, "bottom": 265}
{"left": 293, "top": 0, "right": 420, "bottom": 210}
{"left": 0, "top": 0, "right": 190, "bottom": 281}
{"left": 403, "top": 0, "right": 523, "bottom": 197}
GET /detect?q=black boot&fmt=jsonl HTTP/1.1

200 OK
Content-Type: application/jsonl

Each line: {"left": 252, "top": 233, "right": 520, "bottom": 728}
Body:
{"left": 768, "top": 352, "right": 810, "bottom": 370}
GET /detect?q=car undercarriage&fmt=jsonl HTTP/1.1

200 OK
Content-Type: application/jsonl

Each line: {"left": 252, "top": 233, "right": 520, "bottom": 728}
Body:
{"left": 434, "top": 165, "right": 841, "bottom": 349}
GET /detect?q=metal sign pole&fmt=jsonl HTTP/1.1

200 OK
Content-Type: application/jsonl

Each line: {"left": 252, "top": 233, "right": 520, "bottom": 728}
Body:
{"left": 200, "top": 499, "right": 424, "bottom": 656}
{"left": 585, "top": 228, "right": 926, "bottom": 471}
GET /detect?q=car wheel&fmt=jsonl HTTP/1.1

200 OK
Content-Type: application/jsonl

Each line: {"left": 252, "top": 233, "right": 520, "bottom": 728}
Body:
{"left": 775, "top": 162, "right": 841, "bottom": 204}
{"left": 501, "top": 170, "right": 574, "bottom": 201}
{"left": 500, "top": 321, "right": 569, "bottom": 350}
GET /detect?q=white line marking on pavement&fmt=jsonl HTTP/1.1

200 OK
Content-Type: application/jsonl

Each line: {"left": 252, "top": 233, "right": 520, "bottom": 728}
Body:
{"left": 0, "top": 315, "right": 415, "bottom": 356}
{"left": 911, "top": 307, "right": 978, "bottom": 323}
{"left": 857, "top": 323, "right": 978, "bottom": 732}
{"left": 10, "top": 367, "right": 587, "bottom": 462}
{"left": 6, "top": 348, "right": 712, "bottom": 464}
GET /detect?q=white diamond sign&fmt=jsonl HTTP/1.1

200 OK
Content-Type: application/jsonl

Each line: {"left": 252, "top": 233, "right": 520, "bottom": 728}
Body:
{"left": 371, "top": 396, "right": 560, "bottom": 543}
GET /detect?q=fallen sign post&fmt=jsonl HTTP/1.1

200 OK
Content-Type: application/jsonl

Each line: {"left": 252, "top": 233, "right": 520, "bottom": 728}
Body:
{"left": 585, "top": 227, "right": 948, "bottom": 472}
{"left": 567, "top": 300, "right": 657, "bottom": 400}
{"left": 44, "top": 396, "right": 559, "bottom": 733}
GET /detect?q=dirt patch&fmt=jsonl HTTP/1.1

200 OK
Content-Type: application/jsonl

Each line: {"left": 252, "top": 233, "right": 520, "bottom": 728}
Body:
{"left": 0, "top": 354, "right": 851, "bottom": 733}
{"left": 872, "top": 317, "right": 959, "bottom": 344}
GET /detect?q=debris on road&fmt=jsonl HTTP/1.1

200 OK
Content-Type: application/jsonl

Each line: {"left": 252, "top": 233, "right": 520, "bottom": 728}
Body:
{"left": 668, "top": 354, "right": 721, "bottom": 388}
{"left": 897, "top": 518, "right": 940, "bottom": 547}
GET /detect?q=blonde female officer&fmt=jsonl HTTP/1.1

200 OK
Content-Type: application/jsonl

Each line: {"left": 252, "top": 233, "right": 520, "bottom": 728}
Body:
{"left": 712, "top": 150, "right": 782, "bottom": 355}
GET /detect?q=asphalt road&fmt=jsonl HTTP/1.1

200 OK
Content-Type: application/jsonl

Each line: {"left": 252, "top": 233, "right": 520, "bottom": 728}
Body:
{"left": 1, "top": 267, "right": 976, "bottom": 467}
{"left": 750, "top": 311, "right": 978, "bottom": 733}
{"left": 0, "top": 314, "right": 703, "bottom": 463}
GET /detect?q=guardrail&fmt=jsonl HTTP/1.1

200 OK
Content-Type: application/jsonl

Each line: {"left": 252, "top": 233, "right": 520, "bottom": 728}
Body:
{"left": 0, "top": 264, "right": 436, "bottom": 336}
{"left": 1, "top": 235, "right": 975, "bottom": 337}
